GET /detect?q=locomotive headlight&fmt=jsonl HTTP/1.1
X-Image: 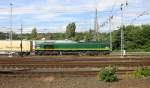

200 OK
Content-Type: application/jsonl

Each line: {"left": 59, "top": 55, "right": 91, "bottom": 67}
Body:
{"left": 105, "top": 47, "right": 109, "bottom": 49}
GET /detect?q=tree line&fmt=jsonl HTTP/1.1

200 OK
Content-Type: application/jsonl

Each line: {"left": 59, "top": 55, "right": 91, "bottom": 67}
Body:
{"left": 112, "top": 25, "right": 150, "bottom": 52}
{"left": 0, "top": 23, "right": 149, "bottom": 51}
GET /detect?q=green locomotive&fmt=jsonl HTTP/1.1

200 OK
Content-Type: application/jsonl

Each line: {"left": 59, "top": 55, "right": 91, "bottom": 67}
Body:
{"left": 34, "top": 40, "right": 110, "bottom": 55}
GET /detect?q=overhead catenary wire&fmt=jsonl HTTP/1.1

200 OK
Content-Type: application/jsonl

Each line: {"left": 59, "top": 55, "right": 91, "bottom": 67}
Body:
{"left": 0, "top": 7, "right": 148, "bottom": 14}
{"left": 99, "top": 0, "right": 118, "bottom": 28}
{"left": 130, "top": 10, "right": 149, "bottom": 25}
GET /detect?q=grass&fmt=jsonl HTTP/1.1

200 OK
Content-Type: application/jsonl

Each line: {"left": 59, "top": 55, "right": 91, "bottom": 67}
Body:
{"left": 98, "top": 66, "right": 118, "bottom": 82}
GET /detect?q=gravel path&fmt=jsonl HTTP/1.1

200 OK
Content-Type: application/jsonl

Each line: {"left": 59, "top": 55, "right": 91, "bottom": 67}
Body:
{"left": 0, "top": 76, "right": 150, "bottom": 88}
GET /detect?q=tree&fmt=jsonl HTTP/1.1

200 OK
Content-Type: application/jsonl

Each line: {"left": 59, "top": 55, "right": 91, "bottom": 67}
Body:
{"left": 31, "top": 27, "right": 37, "bottom": 40}
{"left": 73, "top": 32, "right": 84, "bottom": 41}
{"left": 124, "top": 25, "right": 143, "bottom": 51}
{"left": 141, "top": 25, "right": 150, "bottom": 51}
{"left": 66, "top": 22, "right": 76, "bottom": 39}
{"left": 84, "top": 31, "right": 93, "bottom": 42}
{"left": 12, "top": 32, "right": 19, "bottom": 40}
{"left": 51, "top": 33, "right": 65, "bottom": 40}
{"left": 112, "top": 25, "right": 150, "bottom": 52}
{"left": 0, "top": 32, "right": 6, "bottom": 40}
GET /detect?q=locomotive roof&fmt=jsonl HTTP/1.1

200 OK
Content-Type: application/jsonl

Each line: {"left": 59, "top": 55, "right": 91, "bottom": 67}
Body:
{"left": 34, "top": 40, "right": 77, "bottom": 44}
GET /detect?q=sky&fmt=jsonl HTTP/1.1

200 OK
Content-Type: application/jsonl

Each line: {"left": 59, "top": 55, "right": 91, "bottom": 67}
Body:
{"left": 0, "top": 0, "right": 149, "bottom": 33}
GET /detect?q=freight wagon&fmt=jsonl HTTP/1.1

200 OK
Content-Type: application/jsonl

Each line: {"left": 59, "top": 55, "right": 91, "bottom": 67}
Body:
{"left": 0, "top": 40, "right": 32, "bottom": 55}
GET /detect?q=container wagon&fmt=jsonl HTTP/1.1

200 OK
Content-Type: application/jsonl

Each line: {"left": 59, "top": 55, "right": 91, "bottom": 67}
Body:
{"left": 0, "top": 40, "right": 32, "bottom": 55}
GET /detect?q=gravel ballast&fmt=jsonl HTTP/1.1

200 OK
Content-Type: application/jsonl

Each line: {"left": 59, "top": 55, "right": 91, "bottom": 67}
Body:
{"left": 0, "top": 76, "right": 150, "bottom": 88}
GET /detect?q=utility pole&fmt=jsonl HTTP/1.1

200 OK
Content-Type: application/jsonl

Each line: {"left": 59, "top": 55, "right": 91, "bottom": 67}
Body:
{"left": 20, "top": 24, "right": 23, "bottom": 57}
{"left": 120, "top": 1, "right": 128, "bottom": 57}
{"left": 93, "top": 8, "right": 99, "bottom": 41}
{"left": 9, "top": 3, "right": 13, "bottom": 57}
{"left": 120, "top": 3, "right": 124, "bottom": 57}
{"left": 109, "top": 16, "right": 113, "bottom": 52}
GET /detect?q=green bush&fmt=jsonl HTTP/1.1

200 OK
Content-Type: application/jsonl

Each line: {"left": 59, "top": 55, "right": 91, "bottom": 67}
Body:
{"left": 134, "top": 67, "right": 150, "bottom": 78}
{"left": 98, "top": 67, "right": 118, "bottom": 82}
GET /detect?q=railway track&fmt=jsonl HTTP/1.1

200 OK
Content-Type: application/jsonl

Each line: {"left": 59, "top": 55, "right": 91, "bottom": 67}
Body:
{"left": 0, "top": 57, "right": 149, "bottom": 77}
{"left": 0, "top": 69, "right": 134, "bottom": 77}
{"left": 0, "top": 59, "right": 150, "bottom": 68}
{"left": 0, "top": 56, "right": 150, "bottom": 64}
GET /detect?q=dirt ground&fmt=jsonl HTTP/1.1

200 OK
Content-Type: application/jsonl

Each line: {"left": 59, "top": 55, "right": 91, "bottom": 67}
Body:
{"left": 0, "top": 76, "right": 150, "bottom": 88}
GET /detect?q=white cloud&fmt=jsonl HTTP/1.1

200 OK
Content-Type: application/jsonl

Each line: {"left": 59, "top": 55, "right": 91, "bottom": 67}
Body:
{"left": 35, "top": 14, "right": 57, "bottom": 21}
{"left": 97, "top": 0, "right": 142, "bottom": 11}
{"left": 0, "top": 6, "right": 36, "bottom": 15}
{"left": 0, "top": 16, "right": 6, "bottom": 19}
{"left": 48, "top": 26, "right": 66, "bottom": 33}
{"left": 0, "top": 0, "right": 143, "bottom": 16}
{"left": 0, "top": 0, "right": 148, "bottom": 33}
